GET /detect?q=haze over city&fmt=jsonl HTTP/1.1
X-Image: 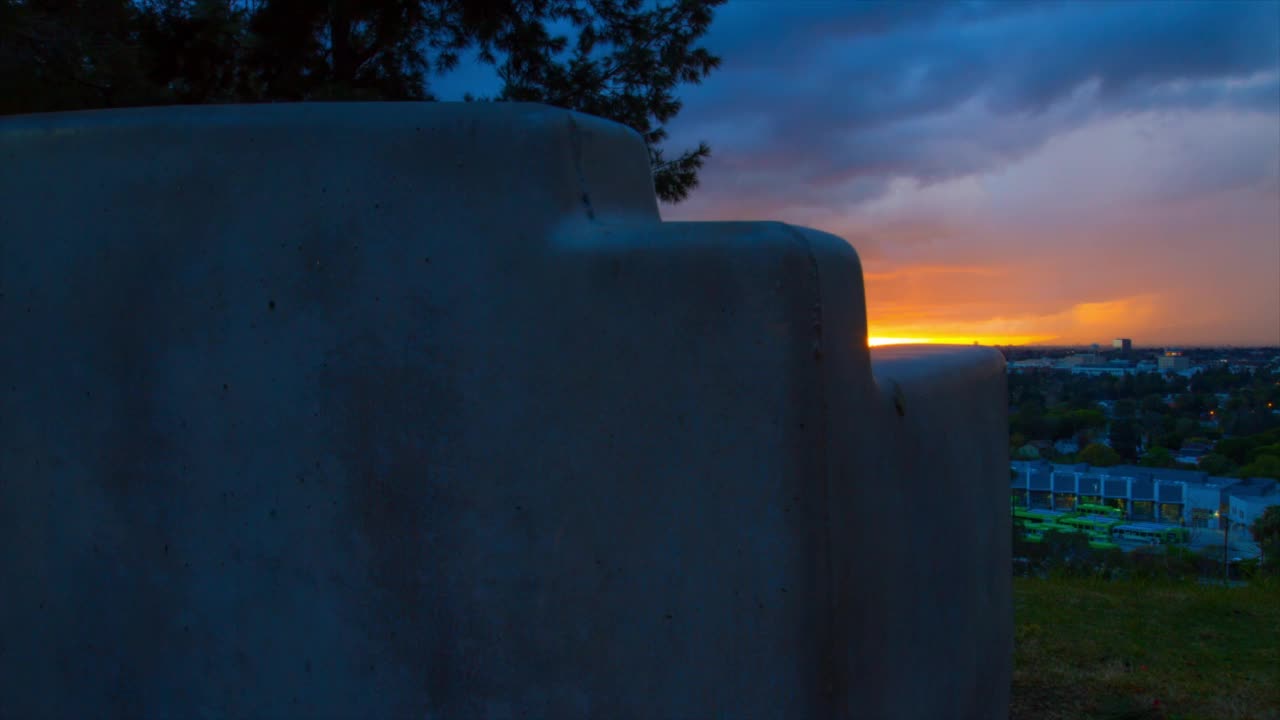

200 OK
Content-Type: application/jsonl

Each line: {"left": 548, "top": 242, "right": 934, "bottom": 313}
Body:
{"left": 639, "top": 2, "right": 1280, "bottom": 347}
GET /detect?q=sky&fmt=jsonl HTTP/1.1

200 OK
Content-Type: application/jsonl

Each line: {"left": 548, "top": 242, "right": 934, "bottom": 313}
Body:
{"left": 434, "top": 1, "right": 1280, "bottom": 347}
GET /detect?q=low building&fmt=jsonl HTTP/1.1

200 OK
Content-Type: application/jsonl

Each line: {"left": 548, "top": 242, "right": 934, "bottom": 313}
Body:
{"left": 1054, "top": 439, "right": 1080, "bottom": 455}
{"left": 1113, "top": 338, "right": 1132, "bottom": 352}
{"left": 1184, "top": 475, "right": 1240, "bottom": 529}
{"left": 1058, "top": 353, "right": 1104, "bottom": 369}
{"left": 1010, "top": 460, "right": 1242, "bottom": 528}
{"left": 1227, "top": 479, "right": 1280, "bottom": 529}
{"left": 1176, "top": 442, "right": 1214, "bottom": 465}
{"left": 1007, "top": 358, "right": 1058, "bottom": 374}
{"left": 1158, "top": 352, "right": 1191, "bottom": 372}
{"left": 1071, "top": 363, "right": 1136, "bottom": 377}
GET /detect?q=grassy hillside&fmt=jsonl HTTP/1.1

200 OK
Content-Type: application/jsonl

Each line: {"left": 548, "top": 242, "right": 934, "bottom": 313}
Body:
{"left": 1012, "top": 575, "right": 1280, "bottom": 720}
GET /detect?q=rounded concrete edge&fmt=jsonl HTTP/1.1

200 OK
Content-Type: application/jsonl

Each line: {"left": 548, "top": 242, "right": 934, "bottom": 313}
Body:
{"left": 0, "top": 101, "right": 661, "bottom": 224}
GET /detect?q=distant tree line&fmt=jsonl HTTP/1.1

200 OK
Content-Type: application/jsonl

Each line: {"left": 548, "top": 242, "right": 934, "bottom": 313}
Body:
{"left": 1010, "top": 365, "right": 1280, "bottom": 477}
{"left": 0, "top": 0, "right": 726, "bottom": 202}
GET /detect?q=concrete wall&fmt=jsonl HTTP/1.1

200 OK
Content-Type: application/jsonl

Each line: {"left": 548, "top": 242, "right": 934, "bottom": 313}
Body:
{"left": 0, "top": 103, "right": 1010, "bottom": 719}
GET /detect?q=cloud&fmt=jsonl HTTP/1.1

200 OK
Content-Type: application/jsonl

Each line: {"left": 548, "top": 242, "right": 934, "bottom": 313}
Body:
{"left": 424, "top": 1, "right": 1279, "bottom": 345}
{"left": 660, "top": 2, "right": 1279, "bottom": 345}
{"left": 866, "top": 292, "right": 1166, "bottom": 346}
{"left": 665, "top": 0, "right": 1280, "bottom": 212}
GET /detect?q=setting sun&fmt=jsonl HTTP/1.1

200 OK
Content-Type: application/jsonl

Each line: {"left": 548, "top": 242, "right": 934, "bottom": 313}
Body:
{"left": 868, "top": 334, "right": 1055, "bottom": 347}
{"left": 867, "top": 336, "right": 934, "bottom": 347}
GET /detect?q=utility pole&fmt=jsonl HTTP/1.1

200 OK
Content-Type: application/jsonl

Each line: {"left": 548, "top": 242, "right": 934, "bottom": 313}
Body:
{"left": 1223, "top": 516, "right": 1231, "bottom": 587}
{"left": 1214, "top": 508, "right": 1232, "bottom": 586}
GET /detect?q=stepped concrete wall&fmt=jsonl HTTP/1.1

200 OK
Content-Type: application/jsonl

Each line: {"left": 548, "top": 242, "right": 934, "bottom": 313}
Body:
{"left": 0, "top": 103, "right": 1010, "bottom": 719}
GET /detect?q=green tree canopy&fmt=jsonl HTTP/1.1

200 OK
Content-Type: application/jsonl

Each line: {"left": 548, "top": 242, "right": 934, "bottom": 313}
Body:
{"left": 1140, "top": 393, "right": 1168, "bottom": 414}
{"left": 1215, "top": 429, "right": 1280, "bottom": 471}
{"left": 1251, "top": 505, "right": 1280, "bottom": 570}
{"left": 1113, "top": 398, "right": 1138, "bottom": 418}
{"left": 1064, "top": 408, "right": 1107, "bottom": 433}
{"left": 1138, "top": 446, "right": 1177, "bottom": 468}
{"left": 0, "top": 0, "right": 163, "bottom": 114}
{"left": 1108, "top": 421, "right": 1140, "bottom": 461}
{"left": 1236, "top": 455, "right": 1280, "bottom": 480}
{"left": 1079, "top": 443, "right": 1122, "bottom": 467}
{"left": 1198, "top": 453, "right": 1235, "bottom": 476}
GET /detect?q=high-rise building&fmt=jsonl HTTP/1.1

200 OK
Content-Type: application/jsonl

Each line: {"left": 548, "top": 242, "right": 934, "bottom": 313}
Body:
{"left": 1113, "top": 338, "right": 1132, "bottom": 352}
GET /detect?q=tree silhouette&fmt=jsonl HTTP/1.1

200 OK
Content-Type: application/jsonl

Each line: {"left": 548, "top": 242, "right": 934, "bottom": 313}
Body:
{"left": 1, "top": 0, "right": 725, "bottom": 203}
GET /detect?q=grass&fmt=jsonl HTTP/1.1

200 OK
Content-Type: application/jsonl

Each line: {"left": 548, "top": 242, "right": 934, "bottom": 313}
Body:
{"left": 1012, "top": 574, "right": 1280, "bottom": 720}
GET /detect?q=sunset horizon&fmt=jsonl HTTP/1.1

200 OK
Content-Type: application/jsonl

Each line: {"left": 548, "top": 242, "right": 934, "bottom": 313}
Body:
{"left": 866, "top": 336, "right": 1280, "bottom": 348}
{"left": 646, "top": 2, "right": 1280, "bottom": 349}
{"left": 4, "top": 2, "right": 1280, "bottom": 717}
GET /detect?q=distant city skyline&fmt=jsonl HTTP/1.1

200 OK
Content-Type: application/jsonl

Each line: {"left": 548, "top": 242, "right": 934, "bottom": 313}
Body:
{"left": 1013, "top": 341, "right": 1280, "bottom": 349}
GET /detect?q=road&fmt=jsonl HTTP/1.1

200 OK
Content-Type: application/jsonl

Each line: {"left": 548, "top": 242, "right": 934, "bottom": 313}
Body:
{"left": 1186, "top": 526, "right": 1261, "bottom": 560}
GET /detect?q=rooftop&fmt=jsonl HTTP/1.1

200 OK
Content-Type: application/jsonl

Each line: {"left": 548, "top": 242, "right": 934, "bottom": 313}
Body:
{"left": 1227, "top": 478, "right": 1280, "bottom": 498}
{"left": 1010, "top": 459, "right": 1251, "bottom": 490}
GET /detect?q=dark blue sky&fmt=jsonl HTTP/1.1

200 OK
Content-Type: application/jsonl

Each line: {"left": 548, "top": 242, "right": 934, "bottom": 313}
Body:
{"left": 434, "top": 1, "right": 1280, "bottom": 344}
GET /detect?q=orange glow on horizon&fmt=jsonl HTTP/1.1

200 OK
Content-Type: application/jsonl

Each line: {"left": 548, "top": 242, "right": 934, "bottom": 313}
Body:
{"left": 868, "top": 336, "right": 934, "bottom": 347}
{"left": 868, "top": 333, "right": 1056, "bottom": 347}
{"left": 860, "top": 268, "right": 1160, "bottom": 348}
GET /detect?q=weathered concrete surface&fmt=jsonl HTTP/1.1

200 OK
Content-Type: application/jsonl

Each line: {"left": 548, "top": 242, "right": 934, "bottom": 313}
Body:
{"left": 0, "top": 103, "right": 1009, "bottom": 718}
